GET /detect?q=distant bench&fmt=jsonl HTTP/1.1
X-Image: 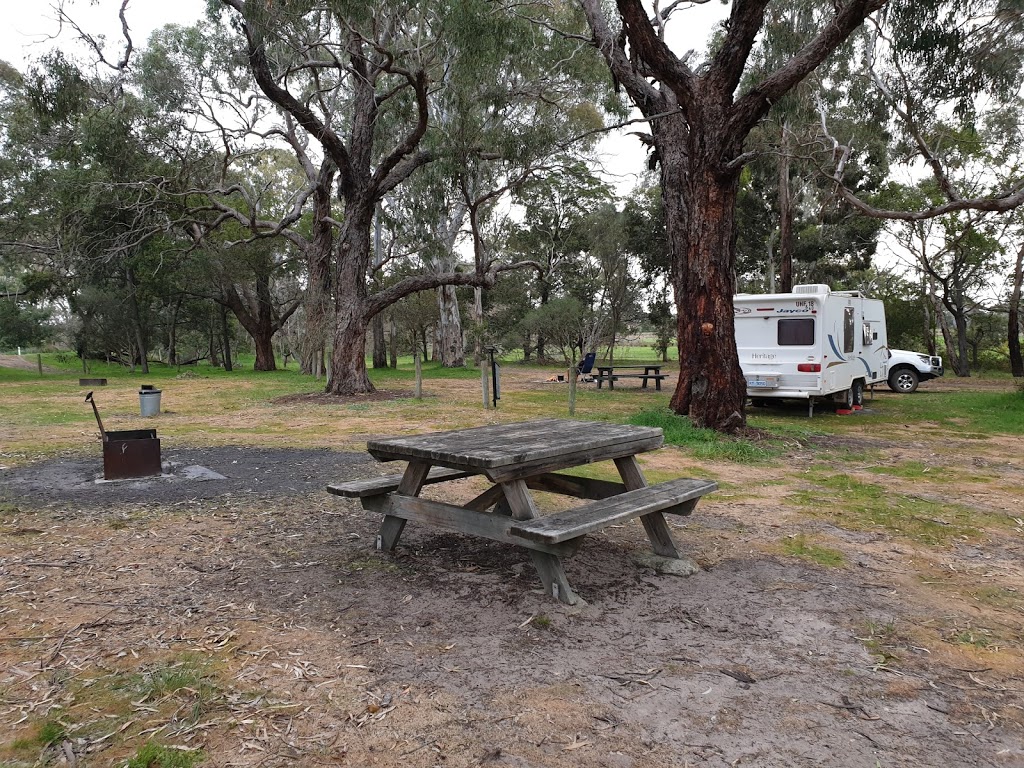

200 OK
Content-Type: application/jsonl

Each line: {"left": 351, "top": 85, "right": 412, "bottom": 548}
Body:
{"left": 593, "top": 364, "right": 668, "bottom": 390}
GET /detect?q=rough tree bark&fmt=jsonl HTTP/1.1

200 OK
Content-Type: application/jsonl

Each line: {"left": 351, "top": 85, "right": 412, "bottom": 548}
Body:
{"left": 777, "top": 123, "right": 795, "bottom": 293}
{"left": 301, "top": 160, "right": 335, "bottom": 378}
{"left": 1010, "top": 242, "right": 1023, "bottom": 377}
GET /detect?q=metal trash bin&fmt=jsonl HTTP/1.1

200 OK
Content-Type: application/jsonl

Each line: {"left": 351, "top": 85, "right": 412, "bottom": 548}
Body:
{"left": 139, "top": 385, "right": 162, "bottom": 417}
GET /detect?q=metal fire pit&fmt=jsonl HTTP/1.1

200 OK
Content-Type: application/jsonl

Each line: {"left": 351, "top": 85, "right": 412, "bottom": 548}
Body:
{"left": 85, "top": 392, "right": 162, "bottom": 480}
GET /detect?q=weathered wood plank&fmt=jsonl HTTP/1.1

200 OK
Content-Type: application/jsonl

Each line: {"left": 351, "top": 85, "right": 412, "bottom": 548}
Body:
{"left": 361, "top": 494, "right": 579, "bottom": 557}
{"left": 327, "top": 466, "right": 475, "bottom": 498}
{"left": 508, "top": 478, "right": 718, "bottom": 544}
{"left": 528, "top": 550, "right": 579, "bottom": 605}
{"left": 377, "top": 461, "right": 433, "bottom": 551}
{"left": 482, "top": 436, "right": 665, "bottom": 483}
{"left": 525, "top": 473, "right": 626, "bottom": 500}
{"left": 367, "top": 419, "right": 663, "bottom": 471}
{"left": 614, "top": 456, "right": 678, "bottom": 557}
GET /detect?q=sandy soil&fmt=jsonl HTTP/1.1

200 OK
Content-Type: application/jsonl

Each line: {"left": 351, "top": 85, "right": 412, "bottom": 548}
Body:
{"left": 0, "top": 368, "right": 1022, "bottom": 767}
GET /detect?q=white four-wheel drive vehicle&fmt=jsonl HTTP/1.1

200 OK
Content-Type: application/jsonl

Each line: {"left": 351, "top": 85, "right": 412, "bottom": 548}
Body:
{"left": 886, "top": 349, "right": 944, "bottom": 393}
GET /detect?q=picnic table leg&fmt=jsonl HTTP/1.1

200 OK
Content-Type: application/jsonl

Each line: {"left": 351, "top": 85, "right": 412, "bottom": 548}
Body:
{"left": 377, "top": 460, "right": 432, "bottom": 551}
{"left": 501, "top": 479, "right": 578, "bottom": 604}
{"left": 613, "top": 456, "right": 681, "bottom": 559}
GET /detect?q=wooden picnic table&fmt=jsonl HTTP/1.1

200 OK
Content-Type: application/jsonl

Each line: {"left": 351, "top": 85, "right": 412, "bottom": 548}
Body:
{"left": 328, "top": 418, "right": 716, "bottom": 604}
{"left": 594, "top": 363, "right": 668, "bottom": 390}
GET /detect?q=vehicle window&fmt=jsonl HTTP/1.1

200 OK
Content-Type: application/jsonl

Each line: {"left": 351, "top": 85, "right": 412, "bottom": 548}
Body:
{"left": 843, "top": 307, "right": 855, "bottom": 353}
{"left": 778, "top": 318, "right": 814, "bottom": 345}
{"left": 862, "top": 322, "right": 873, "bottom": 346}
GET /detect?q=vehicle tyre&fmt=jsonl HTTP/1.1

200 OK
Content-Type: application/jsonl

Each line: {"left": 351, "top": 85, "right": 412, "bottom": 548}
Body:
{"left": 888, "top": 367, "right": 919, "bottom": 394}
{"left": 840, "top": 387, "right": 854, "bottom": 410}
{"left": 851, "top": 379, "right": 865, "bottom": 406}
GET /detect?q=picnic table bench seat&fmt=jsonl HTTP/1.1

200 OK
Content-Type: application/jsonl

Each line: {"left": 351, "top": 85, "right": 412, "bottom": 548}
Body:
{"left": 509, "top": 477, "right": 717, "bottom": 544}
{"left": 594, "top": 373, "right": 669, "bottom": 390}
{"left": 327, "top": 466, "right": 475, "bottom": 498}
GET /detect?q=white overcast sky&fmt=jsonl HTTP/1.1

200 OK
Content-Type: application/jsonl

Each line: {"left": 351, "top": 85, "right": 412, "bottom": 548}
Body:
{"left": 1, "top": 1, "right": 208, "bottom": 69}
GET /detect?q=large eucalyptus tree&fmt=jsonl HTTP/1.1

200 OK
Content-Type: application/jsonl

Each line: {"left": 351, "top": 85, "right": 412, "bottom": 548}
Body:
{"left": 580, "top": 0, "right": 887, "bottom": 431}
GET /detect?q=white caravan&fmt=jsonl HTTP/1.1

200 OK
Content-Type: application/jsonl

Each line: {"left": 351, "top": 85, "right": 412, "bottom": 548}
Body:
{"left": 734, "top": 284, "right": 889, "bottom": 415}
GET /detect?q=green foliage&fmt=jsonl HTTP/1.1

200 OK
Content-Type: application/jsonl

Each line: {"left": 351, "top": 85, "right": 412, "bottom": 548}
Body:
{"left": 0, "top": 299, "right": 53, "bottom": 349}
{"left": 647, "top": 297, "right": 675, "bottom": 361}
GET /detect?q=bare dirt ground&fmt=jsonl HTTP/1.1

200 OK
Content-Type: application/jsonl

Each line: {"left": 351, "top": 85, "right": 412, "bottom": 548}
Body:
{"left": 1, "top": 368, "right": 1022, "bottom": 767}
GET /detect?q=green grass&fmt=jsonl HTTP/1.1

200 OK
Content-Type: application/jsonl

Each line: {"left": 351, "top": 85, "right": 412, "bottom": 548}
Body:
{"left": 780, "top": 534, "right": 846, "bottom": 567}
{"left": 789, "top": 471, "right": 985, "bottom": 544}
{"left": 125, "top": 742, "right": 203, "bottom": 768}
{"left": 627, "top": 408, "right": 782, "bottom": 463}
{"left": 877, "top": 390, "right": 1024, "bottom": 435}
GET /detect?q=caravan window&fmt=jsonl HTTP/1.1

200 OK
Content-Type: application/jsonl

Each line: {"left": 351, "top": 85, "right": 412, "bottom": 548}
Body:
{"left": 843, "top": 307, "right": 855, "bottom": 353}
{"left": 862, "top": 322, "right": 874, "bottom": 346}
{"left": 778, "top": 318, "right": 814, "bottom": 345}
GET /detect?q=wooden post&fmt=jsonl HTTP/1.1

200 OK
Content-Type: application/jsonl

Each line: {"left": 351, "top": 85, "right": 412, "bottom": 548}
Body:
{"left": 568, "top": 360, "right": 577, "bottom": 416}
{"left": 481, "top": 364, "right": 490, "bottom": 409}
{"left": 37, "top": 354, "right": 42, "bottom": 376}
{"left": 414, "top": 346, "right": 422, "bottom": 400}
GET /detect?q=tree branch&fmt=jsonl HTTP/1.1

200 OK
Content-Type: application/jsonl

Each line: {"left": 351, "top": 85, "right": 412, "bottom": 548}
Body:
{"left": 729, "top": 0, "right": 886, "bottom": 139}
{"left": 707, "top": 0, "right": 771, "bottom": 97}
{"left": 615, "top": 0, "right": 697, "bottom": 115}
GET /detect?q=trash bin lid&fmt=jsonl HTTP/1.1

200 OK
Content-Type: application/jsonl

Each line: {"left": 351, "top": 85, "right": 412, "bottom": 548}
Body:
{"left": 139, "top": 389, "right": 162, "bottom": 394}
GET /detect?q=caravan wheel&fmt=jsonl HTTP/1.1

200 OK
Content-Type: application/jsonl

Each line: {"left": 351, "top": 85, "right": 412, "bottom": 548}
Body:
{"left": 851, "top": 379, "right": 865, "bottom": 406}
{"left": 839, "top": 387, "right": 854, "bottom": 410}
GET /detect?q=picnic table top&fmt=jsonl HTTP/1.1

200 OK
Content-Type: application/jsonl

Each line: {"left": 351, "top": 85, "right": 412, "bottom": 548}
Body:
{"left": 596, "top": 363, "right": 664, "bottom": 370}
{"left": 367, "top": 418, "right": 664, "bottom": 471}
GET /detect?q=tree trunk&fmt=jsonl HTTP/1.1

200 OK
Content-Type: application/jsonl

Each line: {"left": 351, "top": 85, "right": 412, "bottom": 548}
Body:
{"left": 327, "top": 203, "right": 375, "bottom": 395}
{"left": 472, "top": 286, "right": 484, "bottom": 366}
{"left": 388, "top": 316, "right": 398, "bottom": 369}
{"left": 1010, "top": 242, "right": 1023, "bottom": 377}
{"left": 536, "top": 281, "right": 550, "bottom": 361}
{"left": 372, "top": 311, "right": 388, "bottom": 368}
{"left": 209, "top": 314, "right": 220, "bottom": 367}
{"left": 436, "top": 285, "right": 465, "bottom": 367}
{"left": 932, "top": 290, "right": 965, "bottom": 376}
{"left": 302, "top": 161, "right": 335, "bottom": 377}
{"left": 662, "top": 115, "right": 746, "bottom": 431}
{"left": 126, "top": 267, "right": 150, "bottom": 374}
{"left": 252, "top": 274, "right": 278, "bottom": 371}
{"left": 777, "top": 125, "right": 794, "bottom": 293}
{"left": 253, "top": 332, "right": 275, "bottom": 370}
{"left": 220, "top": 303, "right": 233, "bottom": 372}
{"left": 167, "top": 295, "right": 183, "bottom": 366}
{"left": 952, "top": 301, "right": 971, "bottom": 377}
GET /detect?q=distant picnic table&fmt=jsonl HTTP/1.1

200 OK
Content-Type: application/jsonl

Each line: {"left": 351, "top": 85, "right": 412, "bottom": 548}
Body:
{"left": 328, "top": 419, "right": 716, "bottom": 604}
{"left": 594, "top": 363, "right": 668, "bottom": 390}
